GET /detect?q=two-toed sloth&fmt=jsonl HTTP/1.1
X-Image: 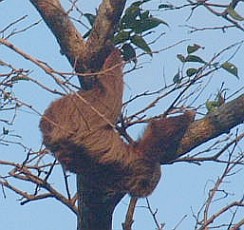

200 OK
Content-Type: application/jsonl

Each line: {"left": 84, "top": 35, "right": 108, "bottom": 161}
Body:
{"left": 40, "top": 49, "right": 194, "bottom": 197}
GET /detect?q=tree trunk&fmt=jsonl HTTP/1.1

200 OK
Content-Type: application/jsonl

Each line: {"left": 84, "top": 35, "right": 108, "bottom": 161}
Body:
{"left": 29, "top": 2, "right": 244, "bottom": 230}
{"left": 76, "top": 174, "right": 125, "bottom": 230}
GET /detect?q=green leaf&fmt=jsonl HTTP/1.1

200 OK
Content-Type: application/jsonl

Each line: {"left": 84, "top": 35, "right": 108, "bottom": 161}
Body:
{"left": 130, "top": 35, "right": 151, "bottom": 54}
{"left": 221, "top": 62, "right": 239, "bottom": 78}
{"left": 140, "top": 10, "right": 150, "bottom": 20}
{"left": 158, "top": 4, "right": 173, "bottom": 9}
{"left": 83, "top": 13, "right": 96, "bottom": 26}
{"left": 11, "top": 75, "right": 29, "bottom": 82}
{"left": 150, "top": 17, "right": 168, "bottom": 27}
{"left": 122, "top": 0, "right": 151, "bottom": 25}
{"left": 187, "top": 44, "right": 201, "bottom": 54}
{"left": 113, "top": 31, "right": 131, "bottom": 45}
{"left": 132, "top": 17, "right": 168, "bottom": 33}
{"left": 122, "top": 43, "right": 137, "bottom": 62}
{"left": 83, "top": 29, "right": 92, "bottom": 39}
{"left": 206, "top": 100, "right": 219, "bottom": 113}
{"left": 185, "top": 55, "right": 205, "bottom": 63}
{"left": 173, "top": 71, "right": 181, "bottom": 84}
{"left": 131, "top": 35, "right": 152, "bottom": 54}
{"left": 122, "top": 5, "right": 140, "bottom": 25}
{"left": 177, "top": 54, "right": 185, "bottom": 63}
{"left": 131, "top": 0, "right": 151, "bottom": 7}
{"left": 186, "top": 68, "right": 198, "bottom": 77}
{"left": 227, "top": 7, "right": 244, "bottom": 21}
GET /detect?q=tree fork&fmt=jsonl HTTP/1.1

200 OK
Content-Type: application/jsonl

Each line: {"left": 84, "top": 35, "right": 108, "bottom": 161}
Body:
{"left": 29, "top": 1, "right": 244, "bottom": 230}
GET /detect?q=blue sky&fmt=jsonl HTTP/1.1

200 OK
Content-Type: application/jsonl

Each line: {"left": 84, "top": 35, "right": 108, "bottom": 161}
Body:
{"left": 0, "top": 1, "right": 243, "bottom": 230}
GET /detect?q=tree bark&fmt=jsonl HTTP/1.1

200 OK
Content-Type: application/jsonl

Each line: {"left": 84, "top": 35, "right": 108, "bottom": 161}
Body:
{"left": 175, "top": 94, "right": 244, "bottom": 160}
{"left": 76, "top": 174, "right": 125, "bottom": 230}
{"left": 87, "top": 0, "right": 126, "bottom": 54}
{"left": 30, "top": 0, "right": 126, "bottom": 89}
{"left": 30, "top": 1, "right": 127, "bottom": 229}
{"left": 29, "top": 0, "right": 85, "bottom": 67}
{"left": 29, "top": 1, "right": 244, "bottom": 230}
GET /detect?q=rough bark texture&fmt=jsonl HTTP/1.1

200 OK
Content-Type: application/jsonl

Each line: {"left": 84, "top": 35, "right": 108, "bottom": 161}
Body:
{"left": 77, "top": 174, "right": 125, "bottom": 230}
{"left": 30, "top": 0, "right": 125, "bottom": 89}
{"left": 175, "top": 94, "right": 244, "bottom": 160}
{"left": 30, "top": 1, "right": 244, "bottom": 230}
{"left": 87, "top": 0, "right": 126, "bottom": 56}
{"left": 30, "top": 0, "right": 85, "bottom": 66}
{"left": 30, "top": 1, "right": 127, "bottom": 229}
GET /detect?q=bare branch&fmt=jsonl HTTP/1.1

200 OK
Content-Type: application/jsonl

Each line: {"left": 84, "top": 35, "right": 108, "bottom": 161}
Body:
{"left": 122, "top": 197, "right": 137, "bottom": 230}
{"left": 145, "top": 198, "right": 164, "bottom": 230}
{"left": 176, "top": 133, "right": 244, "bottom": 163}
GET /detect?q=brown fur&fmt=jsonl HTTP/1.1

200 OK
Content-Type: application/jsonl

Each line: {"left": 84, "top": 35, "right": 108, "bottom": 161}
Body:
{"left": 40, "top": 49, "right": 194, "bottom": 197}
{"left": 124, "top": 111, "right": 195, "bottom": 197}
{"left": 137, "top": 111, "right": 196, "bottom": 163}
{"left": 39, "top": 49, "right": 124, "bottom": 171}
